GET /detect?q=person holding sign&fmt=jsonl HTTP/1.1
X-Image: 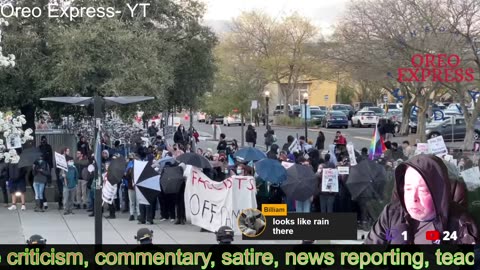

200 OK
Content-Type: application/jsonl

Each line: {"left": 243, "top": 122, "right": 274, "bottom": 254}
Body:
{"left": 365, "top": 154, "right": 479, "bottom": 244}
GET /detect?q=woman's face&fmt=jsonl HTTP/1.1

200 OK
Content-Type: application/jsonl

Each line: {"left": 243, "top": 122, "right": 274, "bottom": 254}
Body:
{"left": 65, "top": 148, "right": 70, "bottom": 155}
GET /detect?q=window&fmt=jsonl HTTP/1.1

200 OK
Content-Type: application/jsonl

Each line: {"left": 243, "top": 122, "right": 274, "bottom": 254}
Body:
{"left": 456, "top": 119, "right": 465, "bottom": 125}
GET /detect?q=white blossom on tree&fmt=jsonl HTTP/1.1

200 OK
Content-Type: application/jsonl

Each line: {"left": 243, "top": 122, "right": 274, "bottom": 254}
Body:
{"left": 0, "top": 18, "right": 15, "bottom": 68}
{"left": 0, "top": 112, "right": 33, "bottom": 163}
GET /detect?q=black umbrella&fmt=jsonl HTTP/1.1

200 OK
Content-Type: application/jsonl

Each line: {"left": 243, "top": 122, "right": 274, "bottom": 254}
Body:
{"left": 281, "top": 164, "right": 317, "bottom": 201}
{"left": 176, "top": 153, "right": 212, "bottom": 169}
{"left": 134, "top": 160, "right": 161, "bottom": 205}
{"left": 346, "top": 159, "right": 387, "bottom": 200}
{"left": 107, "top": 157, "right": 127, "bottom": 185}
{"left": 18, "top": 147, "right": 43, "bottom": 168}
{"left": 160, "top": 166, "right": 185, "bottom": 194}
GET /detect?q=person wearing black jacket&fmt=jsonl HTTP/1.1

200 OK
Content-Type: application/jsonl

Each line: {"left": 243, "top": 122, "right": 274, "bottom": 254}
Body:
{"left": 147, "top": 122, "right": 159, "bottom": 137}
{"left": 282, "top": 135, "right": 295, "bottom": 154}
{"left": 173, "top": 124, "right": 188, "bottom": 147}
{"left": 267, "top": 144, "right": 279, "bottom": 160}
{"left": 217, "top": 133, "right": 227, "bottom": 153}
{"left": 315, "top": 131, "right": 325, "bottom": 151}
{"left": 77, "top": 136, "right": 90, "bottom": 157}
{"left": 245, "top": 125, "right": 257, "bottom": 147}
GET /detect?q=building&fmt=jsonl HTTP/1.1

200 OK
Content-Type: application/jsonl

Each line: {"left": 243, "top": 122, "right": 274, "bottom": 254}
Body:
{"left": 264, "top": 78, "right": 338, "bottom": 108}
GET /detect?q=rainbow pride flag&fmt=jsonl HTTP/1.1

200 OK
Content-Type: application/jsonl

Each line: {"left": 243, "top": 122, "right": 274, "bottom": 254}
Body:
{"left": 368, "top": 124, "right": 387, "bottom": 160}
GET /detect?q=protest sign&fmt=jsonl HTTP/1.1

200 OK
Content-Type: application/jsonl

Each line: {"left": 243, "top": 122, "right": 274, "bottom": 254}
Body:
{"left": 288, "top": 139, "right": 298, "bottom": 153}
{"left": 102, "top": 175, "right": 118, "bottom": 205}
{"left": 461, "top": 167, "right": 480, "bottom": 191}
{"left": 321, "top": 168, "right": 339, "bottom": 193}
{"left": 6, "top": 134, "right": 21, "bottom": 149}
{"left": 337, "top": 166, "right": 350, "bottom": 175}
{"left": 184, "top": 166, "right": 257, "bottom": 234}
{"left": 427, "top": 136, "right": 448, "bottom": 156}
{"left": 347, "top": 144, "right": 357, "bottom": 166}
{"left": 163, "top": 126, "right": 176, "bottom": 145}
{"left": 54, "top": 152, "right": 68, "bottom": 171}
{"left": 415, "top": 143, "right": 429, "bottom": 155}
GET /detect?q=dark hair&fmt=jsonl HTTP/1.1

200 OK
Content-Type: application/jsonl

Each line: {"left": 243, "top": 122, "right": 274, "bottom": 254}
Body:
{"left": 220, "top": 133, "right": 226, "bottom": 139}
{"left": 392, "top": 142, "right": 398, "bottom": 148}
{"left": 384, "top": 141, "right": 392, "bottom": 149}
{"left": 325, "top": 153, "right": 331, "bottom": 162}
{"left": 287, "top": 135, "right": 294, "bottom": 143}
{"left": 336, "top": 131, "right": 341, "bottom": 134}
{"left": 299, "top": 136, "right": 305, "bottom": 140}
{"left": 402, "top": 140, "right": 409, "bottom": 145}
{"left": 361, "top": 147, "right": 368, "bottom": 154}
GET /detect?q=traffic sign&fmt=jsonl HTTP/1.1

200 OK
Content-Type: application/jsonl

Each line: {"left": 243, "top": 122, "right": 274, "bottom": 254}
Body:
{"left": 383, "top": 95, "right": 388, "bottom": 102}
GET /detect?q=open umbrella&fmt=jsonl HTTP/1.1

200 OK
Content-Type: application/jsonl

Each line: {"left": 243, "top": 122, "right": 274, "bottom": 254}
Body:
{"left": 160, "top": 165, "right": 185, "bottom": 194}
{"left": 134, "top": 160, "right": 161, "bottom": 205}
{"left": 255, "top": 159, "right": 287, "bottom": 184}
{"left": 234, "top": 147, "right": 267, "bottom": 162}
{"left": 107, "top": 157, "right": 127, "bottom": 185}
{"left": 18, "top": 147, "right": 43, "bottom": 168}
{"left": 346, "top": 159, "right": 387, "bottom": 201}
{"left": 176, "top": 153, "right": 212, "bottom": 169}
{"left": 281, "top": 164, "right": 317, "bottom": 201}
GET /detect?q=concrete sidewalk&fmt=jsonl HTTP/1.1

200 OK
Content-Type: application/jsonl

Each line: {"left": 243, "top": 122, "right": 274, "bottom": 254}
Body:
{"left": 1, "top": 203, "right": 364, "bottom": 245}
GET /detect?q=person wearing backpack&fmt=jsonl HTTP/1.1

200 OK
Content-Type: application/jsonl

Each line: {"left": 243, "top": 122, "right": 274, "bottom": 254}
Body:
{"left": 264, "top": 125, "right": 275, "bottom": 151}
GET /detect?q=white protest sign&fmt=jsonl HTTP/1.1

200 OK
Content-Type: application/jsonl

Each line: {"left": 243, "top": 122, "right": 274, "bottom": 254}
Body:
{"left": 450, "top": 159, "right": 458, "bottom": 167}
{"left": 461, "top": 167, "right": 480, "bottom": 191}
{"left": 321, "top": 168, "right": 339, "bottom": 193}
{"left": 337, "top": 166, "right": 350, "bottom": 175}
{"left": 54, "top": 152, "right": 68, "bottom": 172}
{"left": 184, "top": 166, "right": 257, "bottom": 234}
{"left": 347, "top": 144, "right": 357, "bottom": 166}
{"left": 102, "top": 176, "right": 118, "bottom": 205}
{"left": 428, "top": 136, "right": 448, "bottom": 157}
{"left": 288, "top": 139, "right": 298, "bottom": 153}
{"left": 415, "top": 143, "right": 429, "bottom": 155}
{"left": 251, "top": 100, "right": 258, "bottom": 109}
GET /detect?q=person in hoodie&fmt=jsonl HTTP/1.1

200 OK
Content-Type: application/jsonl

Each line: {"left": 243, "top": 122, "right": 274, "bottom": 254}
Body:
{"left": 245, "top": 124, "right": 257, "bottom": 147}
{"left": 32, "top": 155, "right": 50, "bottom": 212}
{"left": 365, "top": 154, "right": 479, "bottom": 244}
{"left": 63, "top": 160, "right": 78, "bottom": 215}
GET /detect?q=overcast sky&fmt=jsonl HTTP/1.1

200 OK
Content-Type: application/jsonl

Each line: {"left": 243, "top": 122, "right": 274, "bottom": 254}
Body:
{"left": 200, "top": 0, "right": 351, "bottom": 36}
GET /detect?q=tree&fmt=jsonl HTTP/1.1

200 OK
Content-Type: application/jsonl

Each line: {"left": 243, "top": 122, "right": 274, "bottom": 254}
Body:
{"left": 330, "top": 0, "right": 460, "bottom": 141}
{"left": 0, "top": 0, "right": 215, "bottom": 135}
{"left": 337, "top": 84, "right": 356, "bottom": 104}
{"left": 205, "top": 33, "right": 267, "bottom": 145}
{"left": 231, "top": 12, "right": 318, "bottom": 115}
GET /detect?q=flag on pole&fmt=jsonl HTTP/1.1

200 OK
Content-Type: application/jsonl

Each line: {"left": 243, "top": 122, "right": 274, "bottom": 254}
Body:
{"left": 368, "top": 124, "right": 386, "bottom": 160}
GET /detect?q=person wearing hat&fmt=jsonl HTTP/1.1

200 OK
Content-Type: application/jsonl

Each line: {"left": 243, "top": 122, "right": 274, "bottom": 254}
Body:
{"left": 27, "top": 234, "right": 47, "bottom": 245}
{"left": 216, "top": 226, "right": 234, "bottom": 244}
{"left": 135, "top": 228, "right": 153, "bottom": 244}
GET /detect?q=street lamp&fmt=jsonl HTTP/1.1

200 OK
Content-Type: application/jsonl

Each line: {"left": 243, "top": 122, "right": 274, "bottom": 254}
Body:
{"left": 303, "top": 93, "right": 308, "bottom": 142}
{"left": 264, "top": 90, "right": 270, "bottom": 127}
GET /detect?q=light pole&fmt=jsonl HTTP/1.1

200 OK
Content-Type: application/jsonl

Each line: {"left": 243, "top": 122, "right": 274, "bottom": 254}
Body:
{"left": 264, "top": 90, "right": 270, "bottom": 127}
{"left": 303, "top": 93, "right": 308, "bottom": 142}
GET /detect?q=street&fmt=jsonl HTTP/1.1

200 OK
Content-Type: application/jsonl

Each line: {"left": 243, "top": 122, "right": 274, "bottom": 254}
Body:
{"left": 192, "top": 118, "right": 386, "bottom": 152}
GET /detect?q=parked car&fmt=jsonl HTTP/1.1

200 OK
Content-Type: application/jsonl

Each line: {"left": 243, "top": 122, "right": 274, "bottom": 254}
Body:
{"left": 351, "top": 111, "right": 378, "bottom": 127}
{"left": 330, "top": 104, "right": 351, "bottom": 119}
{"left": 378, "top": 103, "right": 403, "bottom": 113}
{"left": 292, "top": 105, "right": 301, "bottom": 117}
{"left": 273, "top": 104, "right": 293, "bottom": 116}
{"left": 353, "top": 102, "right": 375, "bottom": 113}
{"left": 360, "top": 106, "right": 385, "bottom": 118}
{"left": 321, "top": 111, "right": 349, "bottom": 129}
{"left": 206, "top": 115, "right": 224, "bottom": 124}
{"left": 310, "top": 108, "right": 326, "bottom": 125}
{"left": 426, "top": 117, "right": 480, "bottom": 141}
{"left": 223, "top": 115, "right": 244, "bottom": 126}
{"left": 197, "top": 112, "right": 206, "bottom": 122}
